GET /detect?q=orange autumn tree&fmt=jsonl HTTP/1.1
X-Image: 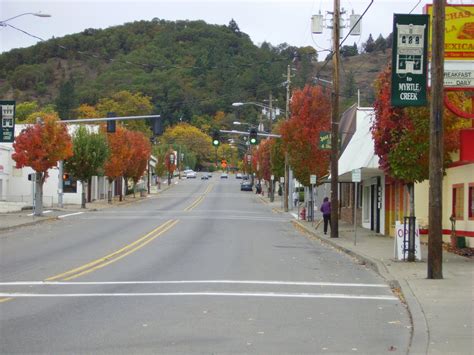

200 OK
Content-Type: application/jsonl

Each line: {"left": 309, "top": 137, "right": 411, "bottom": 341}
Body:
{"left": 280, "top": 85, "right": 331, "bottom": 186}
{"left": 104, "top": 126, "right": 134, "bottom": 202}
{"left": 123, "top": 130, "right": 152, "bottom": 196}
{"left": 12, "top": 115, "right": 73, "bottom": 216}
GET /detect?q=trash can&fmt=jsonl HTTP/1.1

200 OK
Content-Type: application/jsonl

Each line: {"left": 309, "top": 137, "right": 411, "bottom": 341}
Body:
{"left": 456, "top": 236, "right": 466, "bottom": 248}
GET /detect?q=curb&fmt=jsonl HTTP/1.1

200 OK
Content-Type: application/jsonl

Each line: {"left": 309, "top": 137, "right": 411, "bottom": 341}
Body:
{"left": 0, "top": 216, "right": 59, "bottom": 232}
{"left": 291, "top": 219, "right": 429, "bottom": 355}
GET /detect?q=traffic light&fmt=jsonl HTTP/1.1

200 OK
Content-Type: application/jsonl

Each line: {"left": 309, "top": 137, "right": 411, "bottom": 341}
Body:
{"left": 63, "top": 173, "right": 70, "bottom": 180}
{"left": 249, "top": 128, "right": 258, "bottom": 145}
{"left": 106, "top": 112, "right": 116, "bottom": 133}
{"left": 212, "top": 130, "right": 220, "bottom": 147}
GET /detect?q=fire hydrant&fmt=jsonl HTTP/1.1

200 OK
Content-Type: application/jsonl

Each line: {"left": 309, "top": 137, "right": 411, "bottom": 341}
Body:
{"left": 300, "top": 207, "right": 306, "bottom": 220}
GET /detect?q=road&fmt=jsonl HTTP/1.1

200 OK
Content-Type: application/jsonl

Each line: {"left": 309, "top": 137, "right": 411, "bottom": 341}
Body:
{"left": 0, "top": 174, "right": 410, "bottom": 354}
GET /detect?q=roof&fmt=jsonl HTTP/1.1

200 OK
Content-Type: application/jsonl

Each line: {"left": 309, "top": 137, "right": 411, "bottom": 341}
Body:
{"left": 338, "top": 108, "right": 382, "bottom": 182}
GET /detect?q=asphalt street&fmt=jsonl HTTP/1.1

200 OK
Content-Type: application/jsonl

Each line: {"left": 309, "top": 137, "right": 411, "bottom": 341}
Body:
{"left": 0, "top": 175, "right": 411, "bottom": 354}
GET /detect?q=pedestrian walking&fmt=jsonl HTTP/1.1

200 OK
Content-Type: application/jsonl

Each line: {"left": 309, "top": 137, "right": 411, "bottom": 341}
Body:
{"left": 320, "top": 197, "right": 331, "bottom": 235}
{"left": 293, "top": 190, "right": 299, "bottom": 207}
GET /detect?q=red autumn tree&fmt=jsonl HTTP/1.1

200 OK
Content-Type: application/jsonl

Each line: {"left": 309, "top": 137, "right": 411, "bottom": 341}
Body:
{"left": 254, "top": 139, "right": 273, "bottom": 182}
{"left": 372, "top": 65, "right": 468, "bottom": 222}
{"left": 12, "top": 115, "right": 73, "bottom": 215}
{"left": 123, "top": 130, "right": 152, "bottom": 196}
{"left": 280, "top": 85, "right": 331, "bottom": 186}
{"left": 104, "top": 126, "right": 134, "bottom": 202}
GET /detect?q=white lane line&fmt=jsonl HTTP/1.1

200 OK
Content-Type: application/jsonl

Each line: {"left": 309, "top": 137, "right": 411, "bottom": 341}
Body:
{"left": 0, "top": 280, "right": 389, "bottom": 288}
{"left": 58, "top": 212, "right": 84, "bottom": 219}
{"left": 0, "top": 292, "right": 398, "bottom": 301}
{"left": 27, "top": 210, "right": 52, "bottom": 216}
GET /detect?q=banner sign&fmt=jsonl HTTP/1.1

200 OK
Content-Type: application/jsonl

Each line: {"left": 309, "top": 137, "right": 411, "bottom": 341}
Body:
{"left": 0, "top": 100, "right": 16, "bottom": 143}
{"left": 391, "top": 14, "right": 429, "bottom": 107}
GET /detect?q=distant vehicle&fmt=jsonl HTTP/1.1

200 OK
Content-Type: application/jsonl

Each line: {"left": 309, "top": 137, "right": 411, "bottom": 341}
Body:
{"left": 236, "top": 173, "right": 243, "bottom": 179}
{"left": 201, "top": 175, "right": 208, "bottom": 180}
{"left": 186, "top": 171, "right": 197, "bottom": 179}
{"left": 240, "top": 181, "right": 253, "bottom": 191}
{"left": 242, "top": 175, "right": 249, "bottom": 180}
{"left": 220, "top": 173, "right": 228, "bottom": 179}
{"left": 207, "top": 173, "right": 213, "bottom": 178}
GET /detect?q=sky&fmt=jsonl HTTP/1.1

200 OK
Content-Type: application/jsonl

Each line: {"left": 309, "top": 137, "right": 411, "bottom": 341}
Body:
{"left": 0, "top": 0, "right": 471, "bottom": 54}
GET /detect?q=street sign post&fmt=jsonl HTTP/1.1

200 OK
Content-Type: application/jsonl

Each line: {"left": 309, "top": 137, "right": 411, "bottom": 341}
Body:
{"left": 0, "top": 100, "right": 15, "bottom": 143}
{"left": 391, "top": 14, "right": 429, "bottom": 107}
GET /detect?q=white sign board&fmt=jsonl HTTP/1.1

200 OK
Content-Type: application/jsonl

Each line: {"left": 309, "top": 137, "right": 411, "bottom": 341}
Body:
{"left": 395, "top": 221, "right": 422, "bottom": 260}
{"left": 310, "top": 175, "right": 317, "bottom": 184}
{"left": 271, "top": 175, "right": 274, "bottom": 181}
{"left": 352, "top": 169, "right": 361, "bottom": 182}
{"left": 429, "top": 61, "right": 474, "bottom": 88}
{"left": 280, "top": 177, "right": 285, "bottom": 183}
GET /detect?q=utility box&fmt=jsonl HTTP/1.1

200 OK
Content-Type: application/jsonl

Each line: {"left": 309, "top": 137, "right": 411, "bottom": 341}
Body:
{"left": 311, "top": 14, "right": 323, "bottom": 34}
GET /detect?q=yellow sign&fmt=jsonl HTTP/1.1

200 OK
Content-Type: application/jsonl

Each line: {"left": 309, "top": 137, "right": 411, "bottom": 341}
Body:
{"left": 425, "top": 4, "right": 474, "bottom": 60}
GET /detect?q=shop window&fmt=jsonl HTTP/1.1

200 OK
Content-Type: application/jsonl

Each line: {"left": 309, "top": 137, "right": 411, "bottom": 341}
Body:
{"left": 469, "top": 183, "right": 474, "bottom": 220}
{"left": 452, "top": 184, "right": 464, "bottom": 220}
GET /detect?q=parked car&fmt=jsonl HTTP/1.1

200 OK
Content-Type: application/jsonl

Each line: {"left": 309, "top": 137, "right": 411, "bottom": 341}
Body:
{"left": 242, "top": 175, "right": 249, "bottom": 180}
{"left": 240, "top": 181, "right": 253, "bottom": 191}
{"left": 236, "top": 173, "right": 243, "bottom": 179}
{"left": 186, "top": 171, "right": 197, "bottom": 179}
{"left": 220, "top": 173, "right": 228, "bottom": 179}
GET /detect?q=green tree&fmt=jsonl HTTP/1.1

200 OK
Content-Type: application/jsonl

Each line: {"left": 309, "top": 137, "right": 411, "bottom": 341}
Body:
{"left": 96, "top": 91, "right": 154, "bottom": 134}
{"left": 64, "top": 125, "right": 109, "bottom": 208}
{"left": 55, "top": 79, "right": 77, "bottom": 120}
{"left": 15, "top": 101, "right": 39, "bottom": 122}
{"left": 374, "top": 34, "right": 387, "bottom": 53}
{"left": 363, "top": 34, "right": 376, "bottom": 53}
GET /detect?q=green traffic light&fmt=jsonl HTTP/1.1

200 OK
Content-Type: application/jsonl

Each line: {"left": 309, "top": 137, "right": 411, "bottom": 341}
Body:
{"left": 213, "top": 139, "right": 219, "bottom": 146}
{"left": 250, "top": 138, "right": 257, "bottom": 145}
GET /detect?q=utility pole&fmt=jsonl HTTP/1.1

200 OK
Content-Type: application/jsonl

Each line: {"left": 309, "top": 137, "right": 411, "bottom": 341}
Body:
{"left": 428, "top": 0, "right": 445, "bottom": 279}
{"left": 269, "top": 91, "right": 275, "bottom": 202}
{"left": 330, "top": 0, "right": 340, "bottom": 238}
{"left": 284, "top": 64, "right": 292, "bottom": 212}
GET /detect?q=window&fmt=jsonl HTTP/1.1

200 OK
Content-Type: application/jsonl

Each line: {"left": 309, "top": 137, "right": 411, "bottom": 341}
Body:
{"left": 469, "top": 183, "right": 474, "bottom": 220}
{"left": 452, "top": 184, "right": 464, "bottom": 220}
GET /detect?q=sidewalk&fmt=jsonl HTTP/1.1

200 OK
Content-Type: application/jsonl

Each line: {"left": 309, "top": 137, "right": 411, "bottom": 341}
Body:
{"left": 262, "top": 194, "right": 473, "bottom": 355}
{"left": 0, "top": 184, "right": 171, "bottom": 232}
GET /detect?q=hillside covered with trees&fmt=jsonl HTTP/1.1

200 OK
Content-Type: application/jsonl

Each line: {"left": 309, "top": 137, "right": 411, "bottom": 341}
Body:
{"left": 0, "top": 18, "right": 394, "bottom": 128}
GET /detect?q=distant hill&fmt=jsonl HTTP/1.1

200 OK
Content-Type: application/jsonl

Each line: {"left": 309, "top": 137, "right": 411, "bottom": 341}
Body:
{"left": 0, "top": 18, "right": 390, "bottom": 122}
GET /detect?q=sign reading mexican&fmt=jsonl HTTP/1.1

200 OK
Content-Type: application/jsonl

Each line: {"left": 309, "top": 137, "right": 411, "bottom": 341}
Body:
{"left": 0, "top": 100, "right": 16, "bottom": 143}
{"left": 391, "top": 14, "right": 429, "bottom": 107}
{"left": 425, "top": 4, "right": 474, "bottom": 60}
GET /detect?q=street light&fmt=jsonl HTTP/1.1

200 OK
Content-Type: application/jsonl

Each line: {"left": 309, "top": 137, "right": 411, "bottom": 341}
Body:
{"left": 0, "top": 12, "right": 51, "bottom": 26}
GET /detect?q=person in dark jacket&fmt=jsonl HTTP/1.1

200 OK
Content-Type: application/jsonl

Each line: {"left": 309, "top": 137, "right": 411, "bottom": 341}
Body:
{"left": 320, "top": 197, "right": 331, "bottom": 235}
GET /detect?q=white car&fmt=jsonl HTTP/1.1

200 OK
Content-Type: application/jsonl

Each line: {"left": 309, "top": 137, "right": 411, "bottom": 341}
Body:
{"left": 186, "top": 171, "right": 197, "bottom": 179}
{"left": 220, "top": 173, "right": 228, "bottom": 179}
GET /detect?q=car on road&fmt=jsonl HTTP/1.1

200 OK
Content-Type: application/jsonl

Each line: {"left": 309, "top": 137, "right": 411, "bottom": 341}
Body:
{"left": 220, "top": 173, "right": 228, "bottom": 179}
{"left": 240, "top": 181, "right": 253, "bottom": 191}
{"left": 201, "top": 175, "right": 208, "bottom": 180}
{"left": 242, "top": 175, "right": 249, "bottom": 180}
{"left": 236, "top": 173, "right": 243, "bottom": 179}
{"left": 207, "top": 172, "right": 213, "bottom": 178}
{"left": 186, "top": 171, "right": 197, "bottom": 179}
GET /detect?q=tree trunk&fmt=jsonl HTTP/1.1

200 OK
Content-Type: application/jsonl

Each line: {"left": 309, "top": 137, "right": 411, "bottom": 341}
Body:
{"left": 108, "top": 179, "right": 113, "bottom": 204}
{"left": 34, "top": 173, "right": 43, "bottom": 217}
{"left": 81, "top": 180, "right": 87, "bottom": 209}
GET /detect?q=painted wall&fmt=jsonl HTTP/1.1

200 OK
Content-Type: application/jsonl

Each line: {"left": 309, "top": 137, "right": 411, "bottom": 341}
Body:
{"left": 415, "top": 163, "right": 474, "bottom": 247}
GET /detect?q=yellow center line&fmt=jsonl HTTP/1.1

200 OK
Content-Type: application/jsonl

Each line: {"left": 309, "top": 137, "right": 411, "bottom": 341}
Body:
{"left": 46, "top": 219, "right": 178, "bottom": 282}
{"left": 184, "top": 183, "right": 214, "bottom": 211}
{"left": 0, "top": 297, "right": 13, "bottom": 303}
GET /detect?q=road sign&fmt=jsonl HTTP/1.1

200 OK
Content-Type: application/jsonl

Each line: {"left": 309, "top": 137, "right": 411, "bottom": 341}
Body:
{"left": 0, "top": 100, "right": 15, "bottom": 143}
{"left": 391, "top": 14, "right": 429, "bottom": 107}
{"left": 319, "top": 132, "right": 331, "bottom": 150}
{"left": 280, "top": 177, "right": 285, "bottom": 183}
{"left": 352, "top": 169, "right": 361, "bottom": 182}
{"left": 310, "top": 175, "right": 317, "bottom": 184}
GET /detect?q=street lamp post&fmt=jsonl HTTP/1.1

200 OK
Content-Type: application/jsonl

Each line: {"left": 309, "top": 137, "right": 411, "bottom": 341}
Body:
{"left": 0, "top": 12, "right": 51, "bottom": 26}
